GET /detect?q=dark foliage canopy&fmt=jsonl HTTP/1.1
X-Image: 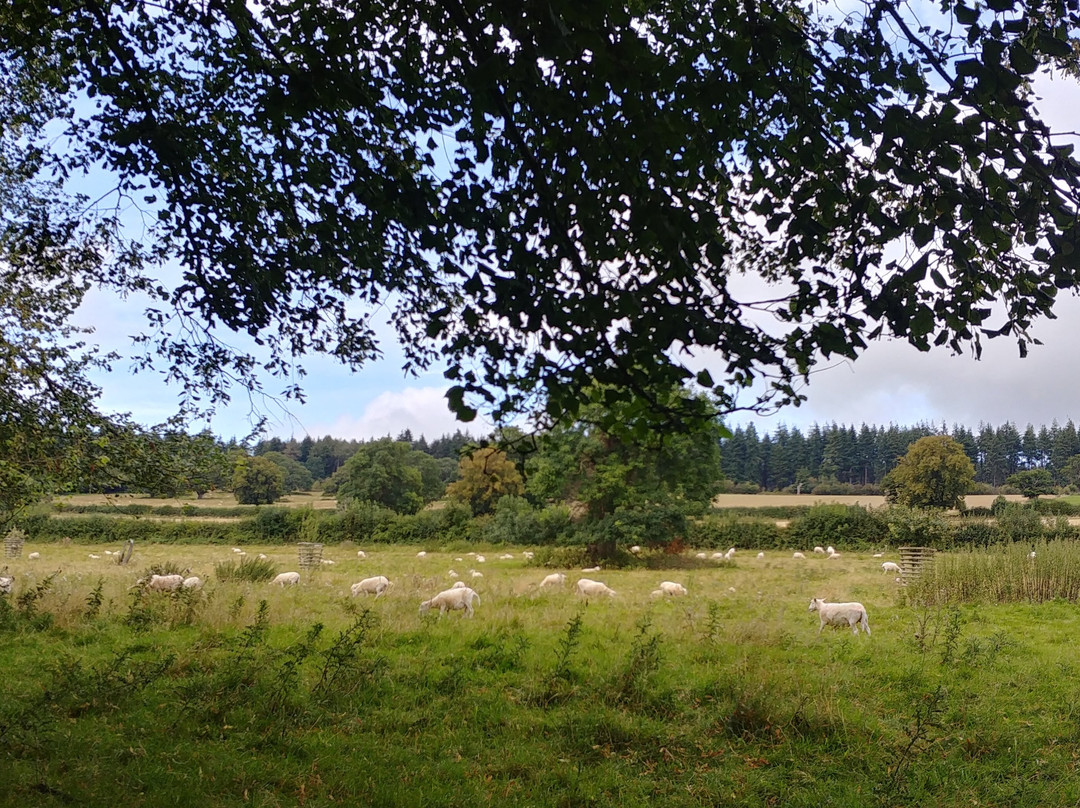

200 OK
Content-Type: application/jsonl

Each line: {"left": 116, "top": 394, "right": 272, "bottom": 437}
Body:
{"left": 3, "top": 0, "right": 1080, "bottom": 464}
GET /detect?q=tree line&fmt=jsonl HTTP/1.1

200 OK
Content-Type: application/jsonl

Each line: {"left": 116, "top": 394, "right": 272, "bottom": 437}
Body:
{"left": 720, "top": 421, "right": 1080, "bottom": 492}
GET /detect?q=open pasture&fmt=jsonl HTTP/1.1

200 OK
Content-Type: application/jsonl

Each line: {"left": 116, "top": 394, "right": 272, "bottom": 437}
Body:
{"left": 3, "top": 544, "right": 1080, "bottom": 807}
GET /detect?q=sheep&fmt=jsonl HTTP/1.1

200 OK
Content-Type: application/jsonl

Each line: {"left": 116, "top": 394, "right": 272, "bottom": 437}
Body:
{"left": 576, "top": 578, "right": 616, "bottom": 599}
{"left": 182, "top": 576, "right": 203, "bottom": 590}
{"left": 351, "top": 575, "right": 392, "bottom": 598}
{"left": 499, "top": 553, "right": 514, "bottom": 560}
{"left": 146, "top": 574, "right": 184, "bottom": 592}
{"left": 356, "top": 550, "right": 367, "bottom": 559}
{"left": 88, "top": 553, "right": 101, "bottom": 559}
{"left": 104, "top": 550, "right": 113, "bottom": 555}
{"left": 792, "top": 552, "right": 806, "bottom": 559}
{"left": 272, "top": 571, "right": 301, "bottom": 587}
{"left": 475, "top": 555, "right": 486, "bottom": 563}
{"left": 658, "top": 581, "right": 688, "bottom": 596}
{"left": 881, "top": 561, "right": 902, "bottom": 574}
{"left": 872, "top": 552, "right": 884, "bottom": 558}
{"left": 539, "top": 573, "right": 567, "bottom": 588}
{"left": 451, "top": 581, "right": 468, "bottom": 589}
{"left": 695, "top": 552, "right": 707, "bottom": 559}
{"left": 232, "top": 547, "right": 243, "bottom": 553}
{"left": 470, "top": 570, "right": 484, "bottom": 579}
{"left": 756, "top": 552, "right": 765, "bottom": 559}
{"left": 711, "top": 551, "right": 725, "bottom": 559}
{"left": 419, "top": 586, "right": 481, "bottom": 618}
{"left": 0, "top": 576, "right": 13, "bottom": 595}
{"left": 416, "top": 551, "right": 427, "bottom": 558}
{"left": 28, "top": 552, "right": 40, "bottom": 560}
{"left": 813, "top": 546, "right": 826, "bottom": 554}
{"left": 522, "top": 551, "right": 535, "bottom": 559}
{"left": 448, "top": 570, "right": 459, "bottom": 578}
{"left": 808, "top": 597, "right": 870, "bottom": 635}
{"left": 629, "top": 545, "right": 642, "bottom": 554}
{"left": 649, "top": 589, "right": 665, "bottom": 598}
{"left": 1029, "top": 551, "right": 1037, "bottom": 559}
{"left": 320, "top": 559, "right": 335, "bottom": 565}
{"left": 827, "top": 551, "right": 841, "bottom": 559}
{"left": 826, "top": 546, "right": 835, "bottom": 555}
{"left": 258, "top": 553, "right": 268, "bottom": 560}
{"left": 582, "top": 565, "right": 602, "bottom": 573}
{"left": 724, "top": 548, "right": 736, "bottom": 560}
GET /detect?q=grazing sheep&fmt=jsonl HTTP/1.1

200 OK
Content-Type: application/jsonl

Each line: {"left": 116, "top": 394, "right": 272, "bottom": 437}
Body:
{"left": 522, "top": 551, "right": 535, "bottom": 559}
{"left": 576, "top": 578, "right": 616, "bottom": 599}
{"left": 475, "top": 555, "right": 486, "bottom": 563}
{"left": 419, "top": 586, "right": 481, "bottom": 618}
{"left": 881, "top": 561, "right": 902, "bottom": 574}
{"left": 455, "top": 557, "right": 463, "bottom": 562}
{"left": 0, "top": 576, "right": 14, "bottom": 595}
{"left": 146, "top": 574, "right": 184, "bottom": 592}
{"left": 539, "top": 573, "right": 567, "bottom": 588}
{"left": 826, "top": 545, "right": 835, "bottom": 555}
{"left": 448, "top": 570, "right": 459, "bottom": 578}
{"left": 872, "top": 552, "right": 884, "bottom": 558}
{"left": 320, "top": 559, "right": 335, "bottom": 565}
{"left": 711, "top": 552, "right": 726, "bottom": 559}
{"left": 1030, "top": 551, "right": 1037, "bottom": 559}
{"left": 258, "top": 553, "right": 268, "bottom": 560}
{"left": 356, "top": 550, "right": 367, "bottom": 559}
{"left": 104, "top": 550, "right": 113, "bottom": 555}
{"left": 658, "top": 581, "right": 688, "bottom": 596}
{"left": 88, "top": 553, "right": 100, "bottom": 559}
{"left": 499, "top": 553, "right": 514, "bottom": 560}
{"left": 756, "top": 552, "right": 765, "bottom": 559}
{"left": 416, "top": 551, "right": 427, "bottom": 558}
{"left": 470, "top": 570, "right": 484, "bottom": 579}
{"left": 808, "top": 597, "right": 870, "bottom": 635}
{"left": 582, "top": 565, "right": 602, "bottom": 573}
{"left": 827, "top": 552, "right": 841, "bottom": 559}
{"left": 451, "top": 581, "right": 468, "bottom": 589}
{"left": 351, "top": 576, "right": 392, "bottom": 598}
{"left": 813, "top": 546, "right": 826, "bottom": 554}
{"left": 629, "top": 545, "right": 642, "bottom": 554}
{"left": 792, "top": 552, "right": 806, "bottom": 559}
{"left": 272, "top": 571, "right": 301, "bottom": 587}
{"left": 28, "top": 552, "right": 40, "bottom": 560}
{"left": 649, "top": 589, "right": 665, "bottom": 598}
{"left": 232, "top": 547, "right": 243, "bottom": 553}
{"left": 695, "top": 552, "right": 707, "bottom": 559}
{"left": 725, "top": 548, "right": 735, "bottom": 560}
{"left": 182, "top": 576, "right": 203, "bottom": 590}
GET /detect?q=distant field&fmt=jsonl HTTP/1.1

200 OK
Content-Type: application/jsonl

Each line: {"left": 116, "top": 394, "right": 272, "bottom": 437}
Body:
{"left": 712, "top": 493, "right": 1027, "bottom": 509}
{"left": 55, "top": 490, "right": 338, "bottom": 510}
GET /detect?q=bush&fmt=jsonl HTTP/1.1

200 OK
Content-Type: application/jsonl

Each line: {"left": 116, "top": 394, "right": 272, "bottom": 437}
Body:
{"left": 994, "top": 502, "right": 1045, "bottom": 544}
{"left": 786, "top": 504, "right": 888, "bottom": 549}
{"left": 883, "top": 506, "right": 952, "bottom": 549}
{"left": 1030, "top": 498, "right": 1080, "bottom": 516}
{"left": 688, "top": 515, "right": 783, "bottom": 549}
{"left": 215, "top": 556, "right": 279, "bottom": 583}
{"left": 949, "top": 519, "right": 1003, "bottom": 547}
{"left": 481, "top": 497, "right": 540, "bottom": 545}
{"left": 530, "top": 545, "right": 591, "bottom": 569}
{"left": 373, "top": 502, "right": 476, "bottom": 544}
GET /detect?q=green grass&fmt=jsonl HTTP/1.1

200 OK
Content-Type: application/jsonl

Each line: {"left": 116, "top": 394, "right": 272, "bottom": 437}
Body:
{"left": 2, "top": 544, "right": 1080, "bottom": 806}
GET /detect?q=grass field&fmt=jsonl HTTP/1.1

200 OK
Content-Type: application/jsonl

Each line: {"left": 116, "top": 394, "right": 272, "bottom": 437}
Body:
{"left": 3, "top": 542, "right": 1080, "bottom": 806}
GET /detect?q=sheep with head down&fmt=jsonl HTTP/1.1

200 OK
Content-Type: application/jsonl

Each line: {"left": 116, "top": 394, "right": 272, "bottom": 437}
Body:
{"left": 419, "top": 586, "right": 481, "bottom": 618}
{"left": 576, "top": 578, "right": 616, "bottom": 599}
{"left": 809, "top": 597, "right": 870, "bottom": 636}
{"left": 351, "top": 576, "right": 392, "bottom": 598}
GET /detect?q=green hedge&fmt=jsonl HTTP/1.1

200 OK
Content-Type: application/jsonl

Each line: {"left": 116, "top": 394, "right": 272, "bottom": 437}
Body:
{"left": 688, "top": 515, "right": 784, "bottom": 549}
{"left": 786, "top": 504, "right": 888, "bottom": 549}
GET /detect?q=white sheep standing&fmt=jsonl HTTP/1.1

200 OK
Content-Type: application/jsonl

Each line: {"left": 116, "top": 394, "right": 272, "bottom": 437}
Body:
{"left": 658, "top": 581, "right": 688, "bottom": 596}
{"left": 629, "top": 545, "right": 642, "bottom": 554}
{"left": 694, "top": 552, "right": 707, "bottom": 559}
{"left": 351, "top": 575, "right": 392, "bottom": 598}
{"left": 522, "top": 551, "right": 535, "bottom": 559}
{"left": 28, "top": 552, "right": 40, "bottom": 560}
{"left": 182, "top": 576, "right": 203, "bottom": 590}
{"left": 448, "top": 570, "right": 459, "bottom": 578}
{"left": 826, "top": 545, "right": 836, "bottom": 555}
{"left": 576, "top": 578, "right": 616, "bottom": 599}
{"left": 0, "top": 576, "right": 13, "bottom": 595}
{"left": 711, "top": 552, "right": 726, "bottom": 559}
{"left": 539, "top": 573, "right": 567, "bottom": 588}
{"left": 451, "top": 581, "right": 468, "bottom": 589}
{"left": 469, "top": 569, "right": 484, "bottom": 579}
{"left": 416, "top": 551, "right": 427, "bottom": 558}
{"left": 475, "top": 555, "right": 486, "bottom": 563}
{"left": 808, "top": 597, "right": 870, "bottom": 635}
{"left": 756, "top": 552, "right": 765, "bottom": 559}
{"left": 272, "top": 571, "right": 301, "bottom": 587}
{"left": 792, "top": 552, "right": 806, "bottom": 559}
{"left": 419, "top": 586, "right": 481, "bottom": 618}
{"left": 813, "top": 546, "right": 826, "bottom": 554}
{"left": 145, "top": 574, "right": 184, "bottom": 592}
{"left": 356, "top": 550, "right": 367, "bottom": 559}
{"left": 881, "top": 561, "right": 902, "bottom": 574}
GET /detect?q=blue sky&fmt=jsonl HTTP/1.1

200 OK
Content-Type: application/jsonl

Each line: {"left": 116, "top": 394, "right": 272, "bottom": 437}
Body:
{"left": 72, "top": 75, "right": 1080, "bottom": 443}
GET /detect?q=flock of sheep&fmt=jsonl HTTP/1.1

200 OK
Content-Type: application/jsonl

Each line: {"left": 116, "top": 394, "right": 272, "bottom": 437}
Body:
{"left": 2, "top": 544, "right": 905, "bottom": 635}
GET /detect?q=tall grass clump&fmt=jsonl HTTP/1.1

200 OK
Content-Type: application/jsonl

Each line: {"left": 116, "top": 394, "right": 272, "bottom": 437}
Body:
{"left": 215, "top": 556, "right": 279, "bottom": 583}
{"left": 912, "top": 540, "right": 1080, "bottom": 604}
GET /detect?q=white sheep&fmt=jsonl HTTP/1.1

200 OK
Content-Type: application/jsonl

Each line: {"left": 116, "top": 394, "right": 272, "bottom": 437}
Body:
{"left": 470, "top": 570, "right": 484, "bottom": 579}
{"left": 88, "top": 553, "right": 101, "bottom": 559}
{"left": 448, "top": 570, "right": 459, "bottom": 578}
{"left": 419, "top": 586, "right": 481, "bottom": 618}
{"left": 28, "top": 552, "right": 40, "bottom": 560}
{"left": 146, "top": 574, "right": 184, "bottom": 592}
{"left": 756, "top": 552, "right": 765, "bottom": 559}
{"left": 695, "top": 552, "right": 707, "bottom": 559}
{"left": 1029, "top": 551, "right": 1037, "bottom": 559}
{"left": 258, "top": 553, "right": 268, "bottom": 560}
{"left": 808, "top": 597, "right": 870, "bottom": 635}
{"left": 826, "top": 545, "right": 835, "bottom": 555}
{"left": 827, "top": 551, "right": 841, "bottom": 559}
{"left": 813, "top": 546, "right": 826, "bottom": 554}
{"left": 272, "top": 571, "right": 301, "bottom": 587}
{"left": 0, "top": 576, "right": 13, "bottom": 595}
{"left": 416, "top": 551, "right": 427, "bottom": 558}
{"left": 320, "top": 559, "right": 335, "bottom": 565}
{"left": 581, "top": 565, "right": 602, "bottom": 573}
{"left": 356, "top": 550, "right": 367, "bottom": 559}
{"left": 232, "top": 547, "right": 243, "bottom": 553}
{"left": 792, "top": 552, "right": 806, "bottom": 559}
{"left": 710, "top": 551, "right": 725, "bottom": 559}
{"left": 522, "top": 551, "right": 535, "bottom": 559}
{"left": 351, "top": 576, "right": 392, "bottom": 598}
{"left": 629, "top": 545, "right": 642, "bottom": 554}
{"left": 104, "top": 550, "right": 113, "bottom": 555}
{"left": 539, "top": 573, "right": 567, "bottom": 588}
{"left": 649, "top": 589, "right": 665, "bottom": 598}
{"left": 881, "top": 561, "right": 901, "bottom": 574}
{"left": 725, "top": 548, "right": 735, "bottom": 560}
{"left": 576, "top": 578, "right": 616, "bottom": 599}
{"left": 872, "top": 552, "right": 884, "bottom": 558}
{"left": 499, "top": 553, "right": 514, "bottom": 560}
{"left": 658, "top": 581, "right": 688, "bottom": 596}
{"left": 451, "top": 581, "right": 468, "bottom": 589}
{"left": 475, "top": 555, "right": 486, "bottom": 563}
{"left": 182, "top": 576, "right": 203, "bottom": 590}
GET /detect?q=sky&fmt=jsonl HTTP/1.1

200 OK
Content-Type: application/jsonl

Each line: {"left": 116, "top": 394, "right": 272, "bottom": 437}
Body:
{"left": 72, "top": 72, "right": 1080, "bottom": 444}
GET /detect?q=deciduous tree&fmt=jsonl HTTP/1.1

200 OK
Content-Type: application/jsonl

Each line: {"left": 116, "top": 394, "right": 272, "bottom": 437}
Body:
{"left": 882, "top": 436, "right": 975, "bottom": 510}
{"left": 232, "top": 456, "right": 286, "bottom": 505}
{"left": 445, "top": 448, "right": 524, "bottom": 515}
{"left": 1006, "top": 469, "right": 1057, "bottom": 500}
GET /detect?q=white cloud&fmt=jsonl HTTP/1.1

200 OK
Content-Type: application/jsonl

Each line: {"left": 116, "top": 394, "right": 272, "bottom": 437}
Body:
{"left": 304, "top": 386, "right": 486, "bottom": 441}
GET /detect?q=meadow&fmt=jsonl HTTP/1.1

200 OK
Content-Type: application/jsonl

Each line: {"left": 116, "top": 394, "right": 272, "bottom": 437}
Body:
{"left": 4, "top": 541, "right": 1080, "bottom": 807}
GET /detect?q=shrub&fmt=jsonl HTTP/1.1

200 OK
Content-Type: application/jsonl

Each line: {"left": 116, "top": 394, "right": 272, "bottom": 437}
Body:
{"left": 480, "top": 496, "right": 540, "bottom": 545}
{"left": 883, "top": 506, "right": 952, "bottom": 549}
{"left": 373, "top": 502, "right": 476, "bottom": 544}
{"left": 949, "top": 520, "right": 1003, "bottom": 547}
{"left": 215, "top": 556, "right": 278, "bottom": 583}
{"left": 531, "top": 545, "right": 591, "bottom": 569}
{"left": 994, "top": 502, "right": 1045, "bottom": 544}
{"left": 688, "top": 515, "right": 783, "bottom": 549}
{"left": 786, "top": 504, "right": 888, "bottom": 549}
